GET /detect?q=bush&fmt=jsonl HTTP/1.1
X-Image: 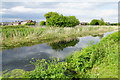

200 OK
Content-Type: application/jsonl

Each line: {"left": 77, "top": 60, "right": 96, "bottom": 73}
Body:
{"left": 40, "top": 21, "right": 46, "bottom": 26}
{"left": 104, "top": 22, "right": 109, "bottom": 26}
{"left": 45, "top": 12, "right": 80, "bottom": 27}
{"left": 110, "top": 23, "right": 117, "bottom": 26}
{"left": 90, "top": 18, "right": 104, "bottom": 25}
{"left": 90, "top": 19, "right": 100, "bottom": 25}
{"left": 24, "top": 23, "right": 35, "bottom": 26}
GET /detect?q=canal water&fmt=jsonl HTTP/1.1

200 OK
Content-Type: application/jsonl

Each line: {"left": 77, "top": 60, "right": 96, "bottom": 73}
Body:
{"left": 2, "top": 31, "right": 115, "bottom": 72}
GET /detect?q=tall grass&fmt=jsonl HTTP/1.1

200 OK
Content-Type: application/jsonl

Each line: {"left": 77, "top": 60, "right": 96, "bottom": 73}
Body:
{"left": 2, "top": 31, "right": 119, "bottom": 78}
{"left": 1, "top": 26, "right": 117, "bottom": 49}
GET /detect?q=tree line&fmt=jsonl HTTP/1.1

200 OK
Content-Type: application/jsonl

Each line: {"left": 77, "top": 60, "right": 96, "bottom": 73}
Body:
{"left": 24, "top": 12, "right": 119, "bottom": 27}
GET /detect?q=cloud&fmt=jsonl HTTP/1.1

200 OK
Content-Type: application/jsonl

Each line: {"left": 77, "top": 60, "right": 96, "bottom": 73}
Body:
{"left": 1, "top": 2, "right": 118, "bottom": 23}
{"left": 2, "top": 0, "right": 119, "bottom": 2}
{"left": 11, "top": 6, "right": 32, "bottom": 12}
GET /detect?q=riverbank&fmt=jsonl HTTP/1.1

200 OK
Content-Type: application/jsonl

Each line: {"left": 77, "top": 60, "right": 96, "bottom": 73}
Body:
{"left": 2, "top": 31, "right": 119, "bottom": 78}
{"left": 1, "top": 26, "right": 118, "bottom": 49}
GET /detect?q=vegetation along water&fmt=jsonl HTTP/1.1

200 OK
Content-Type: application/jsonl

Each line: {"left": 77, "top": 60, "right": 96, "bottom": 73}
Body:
{"left": 1, "top": 12, "right": 119, "bottom": 79}
{"left": 2, "top": 31, "right": 119, "bottom": 78}
{"left": 1, "top": 25, "right": 117, "bottom": 50}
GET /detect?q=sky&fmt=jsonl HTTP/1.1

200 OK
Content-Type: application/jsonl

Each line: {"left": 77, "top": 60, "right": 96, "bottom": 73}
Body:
{"left": 0, "top": 0, "right": 119, "bottom": 23}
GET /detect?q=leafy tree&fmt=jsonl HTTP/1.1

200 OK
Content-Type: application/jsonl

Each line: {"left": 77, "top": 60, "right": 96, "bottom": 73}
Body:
{"left": 44, "top": 12, "right": 59, "bottom": 19}
{"left": 99, "top": 18, "right": 104, "bottom": 25}
{"left": 40, "top": 21, "right": 46, "bottom": 26}
{"left": 90, "top": 19, "right": 100, "bottom": 25}
{"left": 44, "top": 12, "right": 80, "bottom": 27}
{"left": 90, "top": 18, "right": 105, "bottom": 25}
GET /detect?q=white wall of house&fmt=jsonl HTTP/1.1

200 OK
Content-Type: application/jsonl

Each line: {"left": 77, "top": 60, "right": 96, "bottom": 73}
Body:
{"left": 21, "top": 22, "right": 27, "bottom": 25}
{"left": 13, "top": 23, "right": 18, "bottom": 25}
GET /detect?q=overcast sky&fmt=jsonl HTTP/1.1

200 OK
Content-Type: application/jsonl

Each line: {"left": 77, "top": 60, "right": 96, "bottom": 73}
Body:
{"left": 1, "top": 1, "right": 119, "bottom": 23}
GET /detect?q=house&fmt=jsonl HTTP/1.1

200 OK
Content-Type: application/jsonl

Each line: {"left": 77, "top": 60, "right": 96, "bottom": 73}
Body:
{"left": 13, "top": 22, "right": 21, "bottom": 25}
{"left": 1, "top": 20, "right": 36, "bottom": 26}
{"left": 20, "top": 20, "right": 35, "bottom": 25}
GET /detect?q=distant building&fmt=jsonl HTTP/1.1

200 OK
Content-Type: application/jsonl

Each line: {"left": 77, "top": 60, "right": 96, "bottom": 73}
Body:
{"left": 1, "top": 20, "right": 36, "bottom": 26}
{"left": 1, "top": 22, "right": 11, "bottom": 26}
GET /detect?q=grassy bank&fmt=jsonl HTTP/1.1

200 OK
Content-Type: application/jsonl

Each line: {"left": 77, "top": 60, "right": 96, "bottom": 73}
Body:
{"left": 2, "top": 31, "right": 119, "bottom": 78}
{"left": 1, "top": 26, "right": 118, "bottom": 49}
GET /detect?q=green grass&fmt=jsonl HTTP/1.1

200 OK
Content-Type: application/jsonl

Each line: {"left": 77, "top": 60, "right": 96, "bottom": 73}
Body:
{"left": 1, "top": 25, "right": 29, "bottom": 29}
{"left": 1, "top": 26, "right": 118, "bottom": 49}
{"left": 2, "top": 31, "right": 119, "bottom": 78}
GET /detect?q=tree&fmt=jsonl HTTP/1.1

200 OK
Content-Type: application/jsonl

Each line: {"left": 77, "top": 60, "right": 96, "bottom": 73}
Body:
{"left": 90, "top": 19, "right": 100, "bottom": 25}
{"left": 44, "top": 12, "right": 80, "bottom": 27}
{"left": 90, "top": 19, "right": 105, "bottom": 25}
{"left": 44, "top": 12, "right": 59, "bottom": 19}
{"left": 99, "top": 18, "right": 104, "bottom": 25}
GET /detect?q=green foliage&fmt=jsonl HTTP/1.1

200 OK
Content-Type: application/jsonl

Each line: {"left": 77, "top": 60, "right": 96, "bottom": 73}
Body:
{"left": 117, "top": 23, "right": 120, "bottom": 26}
{"left": 1, "top": 25, "right": 29, "bottom": 29}
{"left": 19, "top": 31, "right": 119, "bottom": 78}
{"left": 44, "top": 12, "right": 59, "bottom": 19}
{"left": 44, "top": 12, "right": 80, "bottom": 27}
{"left": 104, "top": 22, "right": 109, "bottom": 26}
{"left": 1, "top": 26, "right": 115, "bottom": 49}
{"left": 21, "top": 58, "right": 68, "bottom": 78}
{"left": 90, "top": 18, "right": 104, "bottom": 25}
{"left": 110, "top": 23, "right": 118, "bottom": 26}
{"left": 99, "top": 18, "right": 104, "bottom": 25}
{"left": 66, "top": 31, "right": 119, "bottom": 78}
{"left": 24, "top": 23, "right": 35, "bottom": 26}
{"left": 40, "top": 21, "right": 46, "bottom": 26}
{"left": 90, "top": 19, "right": 100, "bottom": 25}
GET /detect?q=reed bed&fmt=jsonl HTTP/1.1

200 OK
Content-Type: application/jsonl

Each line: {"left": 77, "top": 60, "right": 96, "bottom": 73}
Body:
{"left": 1, "top": 26, "right": 118, "bottom": 49}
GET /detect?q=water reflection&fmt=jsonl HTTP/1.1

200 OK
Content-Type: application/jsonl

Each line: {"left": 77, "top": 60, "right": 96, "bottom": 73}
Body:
{"left": 48, "top": 39, "right": 79, "bottom": 51}
{"left": 2, "top": 31, "right": 116, "bottom": 71}
{"left": 91, "top": 34, "right": 104, "bottom": 39}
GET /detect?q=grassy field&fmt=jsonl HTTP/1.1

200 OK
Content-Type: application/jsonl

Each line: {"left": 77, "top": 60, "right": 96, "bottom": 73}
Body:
{"left": 2, "top": 31, "right": 119, "bottom": 78}
{"left": 1, "top": 25, "right": 118, "bottom": 49}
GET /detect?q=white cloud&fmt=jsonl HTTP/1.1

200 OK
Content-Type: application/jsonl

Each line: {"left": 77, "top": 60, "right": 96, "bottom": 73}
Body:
{"left": 1, "top": 2, "right": 118, "bottom": 23}
{"left": 0, "top": 9, "right": 7, "bottom": 14}
{"left": 11, "top": 6, "right": 32, "bottom": 12}
{"left": 2, "top": 0, "right": 119, "bottom": 2}
{"left": 97, "top": 9, "right": 117, "bottom": 17}
{"left": 2, "top": 18, "right": 24, "bottom": 21}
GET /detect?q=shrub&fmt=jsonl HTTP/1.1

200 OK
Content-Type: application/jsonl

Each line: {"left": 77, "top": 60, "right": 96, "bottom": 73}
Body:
{"left": 90, "top": 18, "right": 104, "bottom": 25}
{"left": 40, "top": 21, "right": 46, "bottom": 26}
{"left": 24, "top": 23, "right": 35, "bottom": 26}
{"left": 110, "top": 23, "right": 117, "bottom": 26}
{"left": 90, "top": 19, "right": 100, "bottom": 25}
{"left": 104, "top": 22, "right": 110, "bottom": 26}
